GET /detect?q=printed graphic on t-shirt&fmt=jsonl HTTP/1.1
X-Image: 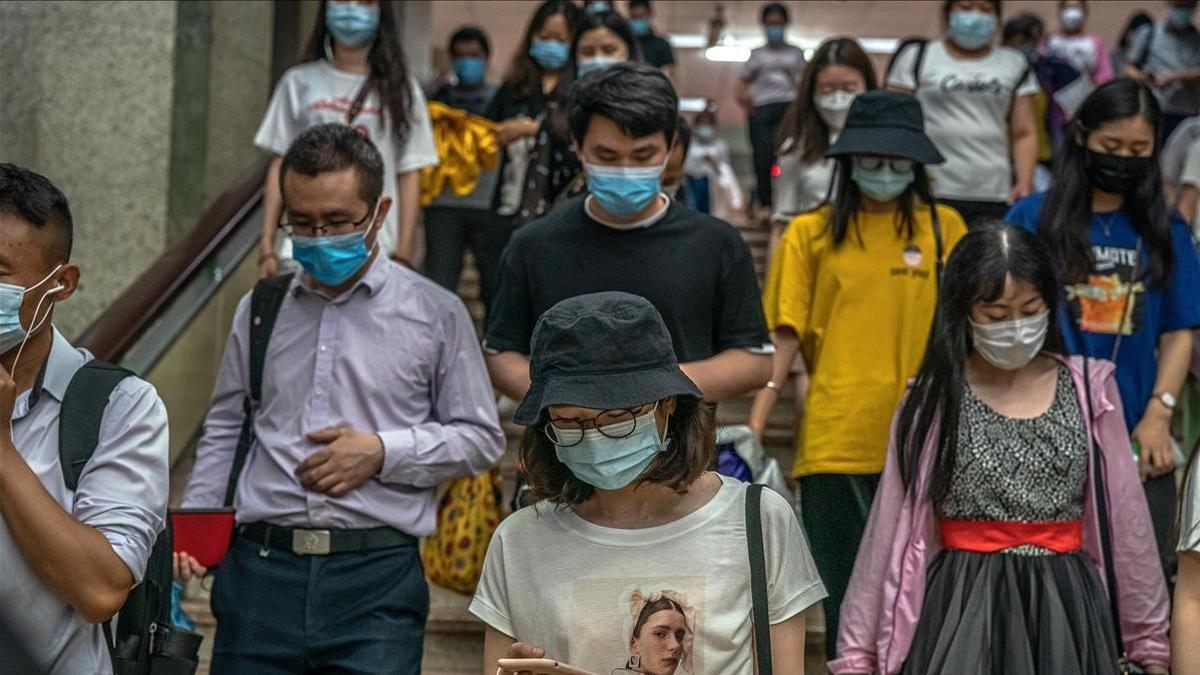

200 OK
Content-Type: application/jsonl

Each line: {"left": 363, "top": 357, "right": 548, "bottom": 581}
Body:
{"left": 1065, "top": 245, "right": 1145, "bottom": 335}
{"left": 572, "top": 578, "right": 705, "bottom": 675}
{"left": 938, "top": 71, "right": 1007, "bottom": 96}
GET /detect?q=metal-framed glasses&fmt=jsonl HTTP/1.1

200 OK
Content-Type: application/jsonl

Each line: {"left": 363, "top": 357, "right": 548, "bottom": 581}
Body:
{"left": 279, "top": 206, "right": 374, "bottom": 238}
{"left": 854, "top": 156, "right": 914, "bottom": 173}
{"left": 545, "top": 403, "right": 658, "bottom": 448}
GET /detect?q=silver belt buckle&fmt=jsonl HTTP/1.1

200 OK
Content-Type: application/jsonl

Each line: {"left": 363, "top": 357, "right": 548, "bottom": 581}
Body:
{"left": 292, "top": 529, "right": 332, "bottom": 555}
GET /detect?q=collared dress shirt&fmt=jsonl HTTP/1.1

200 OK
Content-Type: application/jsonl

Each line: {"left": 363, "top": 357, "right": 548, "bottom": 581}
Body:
{"left": 182, "top": 255, "right": 505, "bottom": 536}
{"left": 2, "top": 329, "right": 169, "bottom": 674}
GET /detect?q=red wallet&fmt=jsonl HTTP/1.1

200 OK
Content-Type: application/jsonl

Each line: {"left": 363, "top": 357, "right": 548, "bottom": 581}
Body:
{"left": 170, "top": 508, "right": 236, "bottom": 568}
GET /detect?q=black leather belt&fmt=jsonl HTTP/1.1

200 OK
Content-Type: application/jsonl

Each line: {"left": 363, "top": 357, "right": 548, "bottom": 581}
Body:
{"left": 238, "top": 522, "right": 416, "bottom": 556}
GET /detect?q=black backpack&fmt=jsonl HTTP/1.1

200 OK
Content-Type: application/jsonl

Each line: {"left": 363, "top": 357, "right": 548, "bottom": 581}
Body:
{"left": 59, "top": 361, "right": 201, "bottom": 675}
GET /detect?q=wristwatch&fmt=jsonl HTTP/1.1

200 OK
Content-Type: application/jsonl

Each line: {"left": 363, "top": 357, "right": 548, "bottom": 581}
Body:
{"left": 1155, "top": 391, "right": 1177, "bottom": 410}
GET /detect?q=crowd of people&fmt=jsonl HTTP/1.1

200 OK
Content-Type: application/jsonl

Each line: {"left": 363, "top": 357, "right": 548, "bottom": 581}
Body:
{"left": 2, "top": 0, "right": 1200, "bottom": 674}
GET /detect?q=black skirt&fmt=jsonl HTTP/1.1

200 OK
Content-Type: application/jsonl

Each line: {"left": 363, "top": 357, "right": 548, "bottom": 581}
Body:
{"left": 902, "top": 549, "right": 1121, "bottom": 675}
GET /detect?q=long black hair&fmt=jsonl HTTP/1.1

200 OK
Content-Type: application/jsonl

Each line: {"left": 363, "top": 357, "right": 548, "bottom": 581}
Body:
{"left": 548, "top": 10, "right": 643, "bottom": 142}
{"left": 307, "top": 0, "right": 412, "bottom": 143}
{"left": 897, "top": 225, "right": 1066, "bottom": 502}
{"left": 504, "top": 0, "right": 583, "bottom": 99}
{"left": 824, "top": 157, "right": 937, "bottom": 247}
{"left": 777, "top": 37, "right": 877, "bottom": 163}
{"left": 1036, "top": 78, "right": 1173, "bottom": 286}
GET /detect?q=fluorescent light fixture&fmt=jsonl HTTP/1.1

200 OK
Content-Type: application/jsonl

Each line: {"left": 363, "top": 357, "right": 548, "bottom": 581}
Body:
{"left": 678, "top": 97, "right": 708, "bottom": 112}
{"left": 704, "top": 44, "right": 751, "bottom": 62}
{"left": 669, "top": 33, "right": 901, "bottom": 56}
{"left": 667, "top": 33, "right": 708, "bottom": 49}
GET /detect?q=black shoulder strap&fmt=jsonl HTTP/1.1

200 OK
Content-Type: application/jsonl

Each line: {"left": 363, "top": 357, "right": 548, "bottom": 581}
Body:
{"left": 59, "top": 361, "right": 135, "bottom": 492}
{"left": 912, "top": 40, "right": 929, "bottom": 94}
{"left": 745, "top": 483, "right": 773, "bottom": 675}
{"left": 1134, "top": 25, "right": 1154, "bottom": 69}
{"left": 223, "top": 274, "right": 292, "bottom": 506}
{"left": 1009, "top": 62, "right": 1032, "bottom": 115}
{"left": 1080, "top": 359, "right": 1128, "bottom": 664}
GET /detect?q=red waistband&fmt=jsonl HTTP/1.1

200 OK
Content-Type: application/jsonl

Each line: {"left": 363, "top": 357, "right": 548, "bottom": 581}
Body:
{"left": 938, "top": 519, "right": 1083, "bottom": 553}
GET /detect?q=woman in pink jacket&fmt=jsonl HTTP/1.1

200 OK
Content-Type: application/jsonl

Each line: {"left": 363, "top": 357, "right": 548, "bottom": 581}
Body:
{"left": 831, "top": 225, "right": 1169, "bottom": 675}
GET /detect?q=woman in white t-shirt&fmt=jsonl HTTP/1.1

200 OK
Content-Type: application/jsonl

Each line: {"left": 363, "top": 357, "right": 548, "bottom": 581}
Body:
{"left": 771, "top": 37, "right": 877, "bottom": 249}
{"left": 1044, "top": 0, "right": 1115, "bottom": 89}
{"left": 255, "top": 0, "right": 438, "bottom": 273}
{"left": 472, "top": 292, "right": 826, "bottom": 675}
{"left": 886, "top": 0, "right": 1040, "bottom": 228}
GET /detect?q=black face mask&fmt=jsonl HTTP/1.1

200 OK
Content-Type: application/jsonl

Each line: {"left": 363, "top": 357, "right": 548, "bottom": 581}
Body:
{"left": 1084, "top": 149, "right": 1151, "bottom": 195}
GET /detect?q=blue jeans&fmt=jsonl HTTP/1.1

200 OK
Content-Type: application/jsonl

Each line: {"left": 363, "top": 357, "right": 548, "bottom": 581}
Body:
{"left": 210, "top": 536, "right": 429, "bottom": 674}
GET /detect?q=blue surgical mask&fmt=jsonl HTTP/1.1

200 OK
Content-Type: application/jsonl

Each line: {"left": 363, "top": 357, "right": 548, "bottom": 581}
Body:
{"left": 630, "top": 18, "right": 651, "bottom": 37}
{"left": 851, "top": 162, "right": 915, "bottom": 202}
{"left": 585, "top": 161, "right": 665, "bottom": 217}
{"left": 586, "top": 0, "right": 611, "bottom": 15}
{"left": 530, "top": 38, "right": 570, "bottom": 70}
{"left": 291, "top": 214, "right": 378, "bottom": 287}
{"left": 1168, "top": 6, "right": 1196, "bottom": 29}
{"left": 453, "top": 56, "right": 487, "bottom": 87}
{"left": 695, "top": 124, "right": 717, "bottom": 142}
{"left": 0, "top": 265, "right": 64, "bottom": 364}
{"left": 949, "top": 10, "right": 997, "bottom": 50}
{"left": 765, "top": 25, "right": 786, "bottom": 45}
{"left": 553, "top": 409, "right": 670, "bottom": 491}
{"left": 326, "top": 2, "right": 380, "bottom": 48}
{"left": 577, "top": 56, "right": 623, "bottom": 78}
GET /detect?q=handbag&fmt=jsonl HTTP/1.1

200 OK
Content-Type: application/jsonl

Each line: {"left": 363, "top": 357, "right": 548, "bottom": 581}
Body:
{"left": 421, "top": 468, "right": 504, "bottom": 594}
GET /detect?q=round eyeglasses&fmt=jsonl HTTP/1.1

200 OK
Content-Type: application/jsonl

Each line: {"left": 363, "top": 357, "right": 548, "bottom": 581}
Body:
{"left": 545, "top": 404, "right": 657, "bottom": 448}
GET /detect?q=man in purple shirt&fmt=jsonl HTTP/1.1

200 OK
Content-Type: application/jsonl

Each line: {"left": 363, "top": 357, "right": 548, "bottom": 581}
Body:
{"left": 176, "top": 124, "right": 505, "bottom": 673}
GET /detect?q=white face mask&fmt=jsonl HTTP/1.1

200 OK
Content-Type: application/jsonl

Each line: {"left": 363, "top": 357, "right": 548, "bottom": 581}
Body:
{"left": 1060, "top": 6, "right": 1085, "bottom": 31}
{"left": 813, "top": 90, "right": 856, "bottom": 130}
{"left": 970, "top": 311, "right": 1049, "bottom": 370}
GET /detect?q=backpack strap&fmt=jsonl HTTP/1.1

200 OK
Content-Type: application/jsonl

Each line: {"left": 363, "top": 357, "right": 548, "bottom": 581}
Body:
{"left": 1009, "top": 62, "right": 1032, "bottom": 116}
{"left": 911, "top": 40, "right": 929, "bottom": 94}
{"left": 222, "top": 273, "right": 293, "bottom": 506}
{"left": 1134, "top": 25, "right": 1154, "bottom": 69}
{"left": 59, "top": 361, "right": 135, "bottom": 492}
{"left": 930, "top": 203, "right": 945, "bottom": 287}
{"left": 745, "top": 483, "right": 773, "bottom": 675}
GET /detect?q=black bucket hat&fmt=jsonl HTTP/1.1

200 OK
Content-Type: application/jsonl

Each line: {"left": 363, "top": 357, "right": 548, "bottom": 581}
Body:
{"left": 826, "top": 90, "right": 944, "bottom": 165}
{"left": 513, "top": 292, "right": 703, "bottom": 426}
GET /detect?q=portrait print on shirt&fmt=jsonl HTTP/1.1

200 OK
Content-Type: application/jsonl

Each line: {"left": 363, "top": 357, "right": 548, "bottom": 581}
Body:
{"left": 1066, "top": 243, "right": 1146, "bottom": 335}
{"left": 573, "top": 581, "right": 702, "bottom": 675}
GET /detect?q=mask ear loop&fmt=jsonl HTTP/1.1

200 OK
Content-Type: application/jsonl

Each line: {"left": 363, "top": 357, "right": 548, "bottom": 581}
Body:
{"left": 10, "top": 268, "right": 66, "bottom": 374}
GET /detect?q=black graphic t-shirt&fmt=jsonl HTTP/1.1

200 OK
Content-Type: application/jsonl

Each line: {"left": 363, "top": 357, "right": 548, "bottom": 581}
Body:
{"left": 886, "top": 40, "right": 1039, "bottom": 202}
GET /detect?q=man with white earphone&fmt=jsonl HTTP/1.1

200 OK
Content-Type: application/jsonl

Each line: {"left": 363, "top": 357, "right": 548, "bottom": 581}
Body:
{"left": 0, "top": 163, "right": 169, "bottom": 674}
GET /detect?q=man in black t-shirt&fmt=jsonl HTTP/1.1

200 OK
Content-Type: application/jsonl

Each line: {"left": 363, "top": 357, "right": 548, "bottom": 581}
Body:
{"left": 485, "top": 63, "right": 771, "bottom": 402}
{"left": 629, "top": 0, "right": 676, "bottom": 77}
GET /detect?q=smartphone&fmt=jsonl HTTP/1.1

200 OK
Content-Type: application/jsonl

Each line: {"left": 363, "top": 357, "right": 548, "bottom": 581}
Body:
{"left": 170, "top": 507, "right": 236, "bottom": 568}
{"left": 496, "top": 658, "right": 597, "bottom": 675}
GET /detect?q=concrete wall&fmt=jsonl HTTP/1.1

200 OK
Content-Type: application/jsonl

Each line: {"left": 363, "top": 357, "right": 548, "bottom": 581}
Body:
{"left": 0, "top": 0, "right": 275, "bottom": 340}
{"left": 1, "top": 0, "right": 178, "bottom": 340}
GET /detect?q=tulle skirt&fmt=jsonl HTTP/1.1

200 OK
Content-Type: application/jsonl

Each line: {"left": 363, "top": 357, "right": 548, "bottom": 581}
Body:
{"left": 902, "top": 549, "right": 1121, "bottom": 675}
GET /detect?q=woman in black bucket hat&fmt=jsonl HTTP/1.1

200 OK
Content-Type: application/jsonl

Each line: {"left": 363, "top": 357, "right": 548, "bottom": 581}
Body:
{"left": 469, "top": 291, "right": 826, "bottom": 675}
{"left": 749, "top": 90, "right": 970, "bottom": 666}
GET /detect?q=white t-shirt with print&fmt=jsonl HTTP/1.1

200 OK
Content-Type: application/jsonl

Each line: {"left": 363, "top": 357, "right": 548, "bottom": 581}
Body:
{"left": 254, "top": 60, "right": 439, "bottom": 257}
{"left": 470, "top": 475, "right": 826, "bottom": 674}
{"left": 887, "top": 40, "right": 1040, "bottom": 202}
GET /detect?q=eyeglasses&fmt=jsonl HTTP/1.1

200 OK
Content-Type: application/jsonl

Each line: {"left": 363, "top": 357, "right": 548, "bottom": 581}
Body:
{"left": 545, "top": 403, "right": 657, "bottom": 447}
{"left": 279, "top": 206, "right": 374, "bottom": 238}
{"left": 854, "top": 156, "right": 915, "bottom": 173}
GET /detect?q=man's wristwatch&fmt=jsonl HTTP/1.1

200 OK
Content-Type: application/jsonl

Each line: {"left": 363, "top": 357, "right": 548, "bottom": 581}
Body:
{"left": 1154, "top": 391, "right": 1177, "bottom": 411}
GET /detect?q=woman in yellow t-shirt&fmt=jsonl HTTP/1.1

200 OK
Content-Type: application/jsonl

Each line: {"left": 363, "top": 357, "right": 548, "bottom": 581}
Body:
{"left": 748, "top": 90, "right": 967, "bottom": 664}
